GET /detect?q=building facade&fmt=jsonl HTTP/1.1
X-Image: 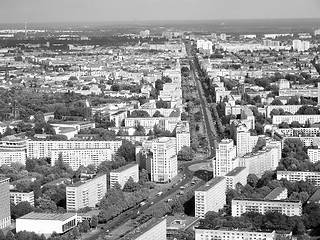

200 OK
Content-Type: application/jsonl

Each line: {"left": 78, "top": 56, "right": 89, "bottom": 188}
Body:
{"left": 10, "top": 190, "right": 34, "bottom": 206}
{"left": 176, "top": 121, "right": 190, "bottom": 153}
{"left": 0, "top": 177, "right": 10, "bottom": 229}
{"left": 307, "top": 148, "right": 320, "bottom": 163}
{"left": 277, "top": 170, "right": 320, "bottom": 187}
{"left": 214, "top": 139, "right": 238, "bottom": 177}
{"left": 66, "top": 174, "right": 107, "bottom": 212}
{"left": 0, "top": 136, "right": 27, "bottom": 166}
{"left": 225, "top": 167, "right": 249, "bottom": 190}
{"left": 231, "top": 198, "right": 302, "bottom": 217}
{"left": 110, "top": 163, "right": 139, "bottom": 189}
{"left": 195, "top": 177, "right": 226, "bottom": 218}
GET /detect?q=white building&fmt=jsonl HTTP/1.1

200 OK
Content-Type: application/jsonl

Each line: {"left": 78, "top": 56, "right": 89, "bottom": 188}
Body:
{"left": 176, "top": 121, "right": 190, "bottom": 153}
{"left": 149, "top": 137, "right": 177, "bottom": 183}
{"left": 315, "top": 29, "right": 320, "bottom": 36}
{"left": 195, "top": 228, "right": 276, "bottom": 240}
{"left": 292, "top": 39, "right": 310, "bottom": 51}
{"left": 277, "top": 170, "right": 320, "bottom": 187}
{"left": 308, "top": 148, "right": 320, "bottom": 163}
{"left": 231, "top": 198, "right": 302, "bottom": 217}
{"left": 110, "top": 163, "right": 139, "bottom": 189}
{"left": 236, "top": 126, "right": 258, "bottom": 157}
{"left": 0, "top": 136, "right": 27, "bottom": 166}
{"left": 225, "top": 167, "right": 249, "bottom": 190}
{"left": 10, "top": 190, "right": 34, "bottom": 206}
{"left": 50, "top": 148, "right": 112, "bottom": 171}
{"left": 214, "top": 139, "right": 238, "bottom": 177}
{"left": 266, "top": 105, "right": 305, "bottom": 118}
{"left": 66, "top": 174, "right": 107, "bottom": 212}
{"left": 16, "top": 212, "right": 77, "bottom": 235}
{"left": 264, "top": 187, "right": 288, "bottom": 200}
{"left": 27, "top": 140, "right": 122, "bottom": 159}
{"left": 272, "top": 115, "right": 320, "bottom": 125}
{"left": 195, "top": 177, "right": 226, "bottom": 218}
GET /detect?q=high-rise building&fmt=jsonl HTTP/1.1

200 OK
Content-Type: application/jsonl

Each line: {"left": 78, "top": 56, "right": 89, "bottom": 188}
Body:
{"left": 149, "top": 137, "right": 177, "bottom": 183}
{"left": 225, "top": 167, "right": 248, "bottom": 190}
{"left": 110, "top": 163, "right": 139, "bottom": 189}
{"left": 66, "top": 174, "right": 107, "bottom": 212}
{"left": 236, "top": 126, "right": 258, "bottom": 157}
{"left": 214, "top": 139, "right": 238, "bottom": 177}
{"left": 195, "top": 177, "right": 226, "bottom": 218}
{"left": 176, "top": 121, "right": 190, "bottom": 153}
{"left": 292, "top": 39, "right": 310, "bottom": 51}
{"left": 0, "top": 177, "right": 11, "bottom": 229}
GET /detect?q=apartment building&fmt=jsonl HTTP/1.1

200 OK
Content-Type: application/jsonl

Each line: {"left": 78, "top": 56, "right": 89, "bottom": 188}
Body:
{"left": 10, "top": 190, "right": 34, "bottom": 206}
{"left": 124, "top": 116, "right": 181, "bottom": 132}
{"left": 149, "top": 137, "right": 177, "bottom": 183}
{"left": 239, "top": 148, "right": 280, "bottom": 177}
{"left": 307, "top": 148, "right": 320, "bottom": 163}
{"left": 110, "top": 163, "right": 139, "bottom": 189}
{"left": 272, "top": 115, "right": 320, "bottom": 125}
{"left": 275, "top": 128, "right": 320, "bottom": 137}
{"left": 176, "top": 121, "right": 190, "bottom": 153}
{"left": 277, "top": 170, "right": 320, "bottom": 187}
{"left": 51, "top": 148, "right": 112, "bottom": 171}
{"left": 266, "top": 105, "right": 304, "bottom": 118}
{"left": 195, "top": 177, "right": 226, "bottom": 218}
{"left": 27, "top": 140, "right": 122, "bottom": 159}
{"left": 214, "top": 139, "right": 238, "bottom": 177}
{"left": 235, "top": 126, "right": 258, "bottom": 157}
{"left": 292, "top": 39, "right": 310, "bottom": 51}
{"left": 225, "top": 167, "right": 248, "bottom": 190}
{"left": 0, "top": 177, "right": 10, "bottom": 229}
{"left": 66, "top": 174, "right": 107, "bottom": 212}
{"left": 195, "top": 228, "right": 276, "bottom": 240}
{"left": 231, "top": 198, "right": 302, "bottom": 217}
{"left": 121, "top": 218, "right": 166, "bottom": 240}
{"left": 0, "top": 135, "right": 27, "bottom": 166}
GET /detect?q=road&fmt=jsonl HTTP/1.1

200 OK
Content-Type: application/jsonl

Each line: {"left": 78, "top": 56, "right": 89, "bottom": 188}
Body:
{"left": 185, "top": 42, "right": 217, "bottom": 158}
{"left": 85, "top": 159, "right": 208, "bottom": 240}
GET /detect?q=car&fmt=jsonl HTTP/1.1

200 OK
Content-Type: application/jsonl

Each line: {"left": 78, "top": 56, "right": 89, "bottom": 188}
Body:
{"left": 150, "top": 202, "right": 154, "bottom": 205}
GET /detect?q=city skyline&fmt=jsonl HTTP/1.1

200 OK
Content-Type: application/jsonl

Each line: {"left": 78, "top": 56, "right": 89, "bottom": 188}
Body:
{"left": 0, "top": 0, "right": 319, "bottom": 24}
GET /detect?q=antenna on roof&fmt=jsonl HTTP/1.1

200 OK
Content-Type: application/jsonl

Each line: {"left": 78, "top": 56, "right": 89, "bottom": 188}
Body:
{"left": 24, "top": 22, "right": 28, "bottom": 39}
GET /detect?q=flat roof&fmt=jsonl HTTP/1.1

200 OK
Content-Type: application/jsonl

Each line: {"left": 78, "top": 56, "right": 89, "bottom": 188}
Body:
{"left": 121, "top": 218, "right": 166, "bottom": 240}
{"left": 111, "top": 163, "right": 138, "bottom": 173}
{"left": 225, "top": 167, "right": 246, "bottom": 177}
{"left": 233, "top": 198, "right": 300, "bottom": 203}
{"left": 196, "top": 177, "right": 225, "bottom": 192}
{"left": 308, "top": 189, "right": 320, "bottom": 202}
{"left": 264, "top": 187, "right": 287, "bottom": 200}
{"left": 18, "top": 212, "right": 76, "bottom": 221}
{"left": 68, "top": 174, "right": 106, "bottom": 188}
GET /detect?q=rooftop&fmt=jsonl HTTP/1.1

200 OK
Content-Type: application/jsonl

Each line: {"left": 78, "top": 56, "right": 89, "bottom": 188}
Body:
{"left": 233, "top": 198, "right": 300, "bottom": 203}
{"left": 18, "top": 212, "right": 76, "bottom": 221}
{"left": 225, "top": 167, "right": 247, "bottom": 177}
{"left": 308, "top": 189, "right": 320, "bottom": 202}
{"left": 110, "top": 163, "right": 138, "bottom": 173}
{"left": 68, "top": 174, "right": 105, "bottom": 188}
{"left": 264, "top": 187, "right": 287, "bottom": 200}
{"left": 196, "top": 177, "right": 225, "bottom": 192}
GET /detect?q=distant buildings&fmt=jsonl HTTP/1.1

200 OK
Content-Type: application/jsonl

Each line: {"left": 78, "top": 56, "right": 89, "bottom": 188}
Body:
{"left": 175, "top": 121, "right": 190, "bottom": 153}
{"left": 110, "top": 163, "right": 139, "bottom": 189}
{"left": 231, "top": 198, "right": 302, "bottom": 217}
{"left": 195, "top": 177, "right": 226, "bottom": 218}
{"left": 66, "top": 174, "right": 107, "bottom": 212}
{"left": 16, "top": 212, "right": 77, "bottom": 235}
{"left": 140, "top": 30, "right": 150, "bottom": 38}
{"left": 307, "top": 148, "right": 320, "bottom": 163}
{"left": 272, "top": 115, "right": 320, "bottom": 125}
{"left": 235, "top": 125, "right": 258, "bottom": 157}
{"left": 315, "top": 29, "right": 320, "bottom": 36}
{"left": 292, "top": 39, "right": 310, "bottom": 51}
{"left": 0, "top": 177, "right": 10, "bottom": 229}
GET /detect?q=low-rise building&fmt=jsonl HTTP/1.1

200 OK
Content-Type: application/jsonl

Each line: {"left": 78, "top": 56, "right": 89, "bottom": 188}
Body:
{"left": 10, "top": 190, "right": 34, "bottom": 206}
{"left": 195, "top": 177, "right": 226, "bottom": 218}
{"left": 195, "top": 228, "right": 276, "bottom": 240}
{"left": 110, "top": 163, "right": 139, "bottom": 189}
{"left": 231, "top": 198, "right": 302, "bottom": 217}
{"left": 225, "top": 167, "right": 248, "bottom": 190}
{"left": 272, "top": 115, "right": 320, "bottom": 125}
{"left": 16, "top": 212, "right": 77, "bottom": 235}
{"left": 277, "top": 170, "right": 320, "bottom": 186}
{"left": 66, "top": 174, "right": 107, "bottom": 212}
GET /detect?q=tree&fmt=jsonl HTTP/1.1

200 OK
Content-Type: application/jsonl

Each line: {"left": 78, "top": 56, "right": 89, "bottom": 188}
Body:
{"left": 117, "top": 140, "right": 136, "bottom": 162}
{"left": 288, "top": 96, "right": 300, "bottom": 105}
{"left": 0, "top": 230, "right": 5, "bottom": 240}
{"left": 271, "top": 99, "right": 283, "bottom": 105}
{"left": 156, "top": 99, "right": 169, "bottom": 109}
{"left": 247, "top": 174, "right": 259, "bottom": 188}
{"left": 153, "top": 110, "right": 164, "bottom": 117}
{"left": 90, "top": 215, "right": 98, "bottom": 229}
{"left": 177, "top": 146, "right": 194, "bottom": 161}
{"left": 278, "top": 122, "right": 290, "bottom": 128}
{"left": 123, "top": 177, "right": 140, "bottom": 192}
{"left": 12, "top": 201, "right": 35, "bottom": 219}
{"left": 72, "top": 226, "right": 80, "bottom": 238}
{"left": 139, "top": 169, "right": 149, "bottom": 184}
{"left": 5, "top": 231, "right": 15, "bottom": 240}
{"left": 81, "top": 220, "right": 90, "bottom": 232}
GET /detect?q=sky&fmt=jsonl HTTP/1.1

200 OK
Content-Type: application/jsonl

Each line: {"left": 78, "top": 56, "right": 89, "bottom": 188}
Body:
{"left": 0, "top": 0, "right": 319, "bottom": 23}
